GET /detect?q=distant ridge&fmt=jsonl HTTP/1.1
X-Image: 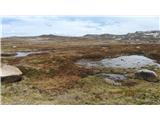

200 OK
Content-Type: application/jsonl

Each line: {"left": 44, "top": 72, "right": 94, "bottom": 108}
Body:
{"left": 83, "top": 30, "right": 160, "bottom": 40}
{"left": 3, "top": 31, "right": 160, "bottom": 41}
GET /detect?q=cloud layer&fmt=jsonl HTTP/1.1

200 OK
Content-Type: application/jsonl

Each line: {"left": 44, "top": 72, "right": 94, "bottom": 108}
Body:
{"left": 1, "top": 16, "right": 159, "bottom": 37}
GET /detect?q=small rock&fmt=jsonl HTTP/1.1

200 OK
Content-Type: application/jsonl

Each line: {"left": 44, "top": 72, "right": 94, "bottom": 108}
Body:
{"left": 136, "top": 46, "right": 140, "bottom": 49}
{"left": 97, "top": 73, "right": 127, "bottom": 86}
{"left": 135, "top": 69, "right": 158, "bottom": 82}
{"left": 100, "top": 73, "right": 127, "bottom": 81}
{"left": 0, "top": 64, "right": 23, "bottom": 83}
{"left": 104, "top": 78, "right": 122, "bottom": 86}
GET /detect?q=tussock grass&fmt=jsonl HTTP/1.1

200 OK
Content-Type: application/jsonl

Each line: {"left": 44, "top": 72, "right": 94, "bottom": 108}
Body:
{"left": 1, "top": 38, "right": 160, "bottom": 104}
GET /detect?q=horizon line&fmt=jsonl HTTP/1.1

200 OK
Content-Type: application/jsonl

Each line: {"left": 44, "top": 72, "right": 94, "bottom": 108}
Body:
{"left": 2, "top": 30, "right": 160, "bottom": 38}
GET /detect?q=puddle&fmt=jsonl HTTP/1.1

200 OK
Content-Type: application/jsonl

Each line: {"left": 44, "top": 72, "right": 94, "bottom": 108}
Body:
{"left": 101, "top": 55, "right": 160, "bottom": 68}
{"left": 15, "top": 52, "right": 33, "bottom": 57}
{"left": 15, "top": 51, "right": 49, "bottom": 57}
{"left": 76, "top": 55, "right": 160, "bottom": 68}
{"left": 1, "top": 51, "right": 49, "bottom": 57}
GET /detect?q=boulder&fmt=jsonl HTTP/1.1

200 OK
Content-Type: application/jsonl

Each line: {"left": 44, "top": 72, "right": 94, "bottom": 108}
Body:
{"left": 0, "top": 64, "right": 22, "bottom": 83}
{"left": 135, "top": 69, "right": 158, "bottom": 82}
{"left": 97, "top": 73, "right": 127, "bottom": 86}
{"left": 103, "top": 73, "right": 127, "bottom": 81}
{"left": 104, "top": 78, "right": 122, "bottom": 86}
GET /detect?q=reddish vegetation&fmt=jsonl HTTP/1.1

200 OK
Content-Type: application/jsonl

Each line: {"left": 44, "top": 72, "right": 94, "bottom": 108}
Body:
{"left": 2, "top": 37, "right": 160, "bottom": 95}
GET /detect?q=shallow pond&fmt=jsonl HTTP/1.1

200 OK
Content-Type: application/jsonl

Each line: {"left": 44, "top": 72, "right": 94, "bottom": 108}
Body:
{"left": 76, "top": 55, "right": 160, "bottom": 68}
{"left": 15, "top": 51, "right": 49, "bottom": 57}
{"left": 1, "top": 51, "right": 49, "bottom": 57}
{"left": 15, "top": 52, "right": 33, "bottom": 57}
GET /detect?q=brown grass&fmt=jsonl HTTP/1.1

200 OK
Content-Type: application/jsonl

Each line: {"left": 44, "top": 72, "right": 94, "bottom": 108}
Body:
{"left": 1, "top": 37, "right": 160, "bottom": 104}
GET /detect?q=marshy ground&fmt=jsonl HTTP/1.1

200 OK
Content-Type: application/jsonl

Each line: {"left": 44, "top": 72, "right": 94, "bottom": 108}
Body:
{"left": 1, "top": 36, "right": 160, "bottom": 104}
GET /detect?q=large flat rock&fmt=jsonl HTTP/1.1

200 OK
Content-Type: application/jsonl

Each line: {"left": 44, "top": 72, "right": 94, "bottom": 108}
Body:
{"left": 0, "top": 64, "right": 23, "bottom": 83}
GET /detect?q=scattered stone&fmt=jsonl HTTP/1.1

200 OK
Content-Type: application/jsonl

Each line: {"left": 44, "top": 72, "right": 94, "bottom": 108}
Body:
{"left": 104, "top": 78, "right": 122, "bottom": 86}
{"left": 0, "top": 64, "right": 23, "bottom": 83}
{"left": 135, "top": 69, "right": 158, "bottom": 82}
{"left": 136, "top": 46, "right": 140, "bottom": 49}
{"left": 99, "top": 73, "right": 127, "bottom": 81}
{"left": 97, "top": 73, "right": 127, "bottom": 86}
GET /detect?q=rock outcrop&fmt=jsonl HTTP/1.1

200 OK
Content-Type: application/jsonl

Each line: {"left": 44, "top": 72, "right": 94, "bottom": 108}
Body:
{"left": 135, "top": 69, "right": 158, "bottom": 82}
{"left": 97, "top": 73, "right": 127, "bottom": 86}
{"left": 0, "top": 64, "right": 23, "bottom": 83}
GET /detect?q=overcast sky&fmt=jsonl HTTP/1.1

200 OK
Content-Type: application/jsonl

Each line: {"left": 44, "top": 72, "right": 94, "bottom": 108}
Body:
{"left": 1, "top": 16, "right": 159, "bottom": 37}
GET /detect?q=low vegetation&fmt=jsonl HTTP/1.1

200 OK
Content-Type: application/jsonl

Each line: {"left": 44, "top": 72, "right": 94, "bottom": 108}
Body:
{"left": 1, "top": 37, "right": 160, "bottom": 104}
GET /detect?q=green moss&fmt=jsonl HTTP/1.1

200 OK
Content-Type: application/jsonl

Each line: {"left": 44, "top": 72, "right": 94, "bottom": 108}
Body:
{"left": 50, "top": 75, "right": 160, "bottom": 105}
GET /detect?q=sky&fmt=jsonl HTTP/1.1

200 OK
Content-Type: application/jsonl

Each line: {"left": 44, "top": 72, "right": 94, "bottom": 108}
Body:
{"left": 1, "top": 16, "right": 159, "bottom": 37}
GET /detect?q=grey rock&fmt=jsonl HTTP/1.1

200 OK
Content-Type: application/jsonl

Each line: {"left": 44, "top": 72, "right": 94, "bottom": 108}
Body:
{"left": 0, "top": 64, "right": 23, "bottom": 83}
{"left": 135, "top": 69, "right": 158, "bottom": 82}
{"left": 104, "top": 78, "right": 122, "bottom": 86}
{"left": 102, "top": 73, "right": 127, "bottom": 81}
{"left": 97, "top": 73, "right": 127, "bottom": 86}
